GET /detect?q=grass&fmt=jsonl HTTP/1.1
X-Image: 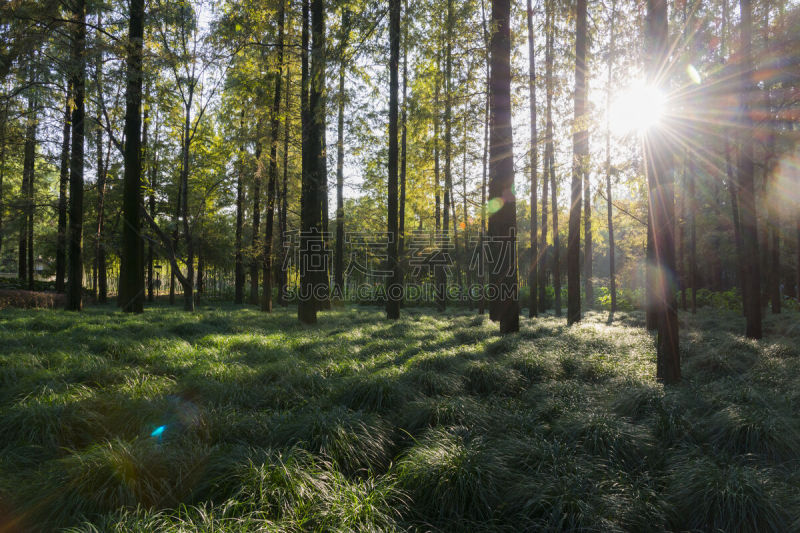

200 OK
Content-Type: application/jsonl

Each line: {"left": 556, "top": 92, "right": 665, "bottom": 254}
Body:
{"left": 1, "top": 302, "right": 799, "bottom": 531}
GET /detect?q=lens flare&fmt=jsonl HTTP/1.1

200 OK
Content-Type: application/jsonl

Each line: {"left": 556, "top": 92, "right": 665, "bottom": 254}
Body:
{"left": 151, "top": 425, "right": 166, "bottom": 438}
{"left": 487, "top": 197, "right": 504, "bottom": 215}
{"left": 687, "top": 64, "right": 702, "bottom": 85}
{"left": 610, "top": 80, "right": 666, "bottom": 135}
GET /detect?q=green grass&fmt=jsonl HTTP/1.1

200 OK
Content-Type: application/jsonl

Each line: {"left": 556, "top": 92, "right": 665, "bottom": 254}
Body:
{"left": 1, "top": 303, "right": 799, "bottom": 531}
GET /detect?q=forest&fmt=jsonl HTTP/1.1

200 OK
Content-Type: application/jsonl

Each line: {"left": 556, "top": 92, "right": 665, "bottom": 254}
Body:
{"left": 1, "top": 0, "right": 800, "bottom": 530}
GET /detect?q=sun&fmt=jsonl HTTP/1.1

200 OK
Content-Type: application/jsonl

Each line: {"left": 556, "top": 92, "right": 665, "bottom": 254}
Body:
{"left": 609, "top": 80, "right": 666, "bottom": 135}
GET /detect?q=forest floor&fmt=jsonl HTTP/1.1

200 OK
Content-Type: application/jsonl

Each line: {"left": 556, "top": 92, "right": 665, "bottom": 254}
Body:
{"left": 1, "top": 303, "right": 799, "bottom": 532}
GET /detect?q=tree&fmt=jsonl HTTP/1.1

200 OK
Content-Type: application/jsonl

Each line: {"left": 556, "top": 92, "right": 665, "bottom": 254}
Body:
{"left": 66, "top": 0, "right": 87, "bottom": 311}
{"left": 386, "top": 0, "right": 401, "bottom": 320}
{"left": 19, "top": 77, "right": 36, "bottom": 290}
{"left": 738, "top": 0, "right": 761, "bottom": 339}
{"left": 567, "top": 0, "right": 586, "bottom": 326}
{"left": 298, "top": 0, "right": 326, "bottom": 324}
{"left": 334, "top": 8, "right": 349, "bottom": 300}
{"left": 604, "top": 0, "right": 617, "bottom": 316}
{"left": 235, "top": 111, "right": 245, "bottom": 304}
{"left": 487, "top": 0, "right": 518, "bottom": 334}
{"left": 120, "top": 0, "right": 145, "bottom": 313}
{"left": 262, "top": 0, "right": 287, "bottom": 313}
{"left": 645, "top": 0, "right": 679, "bottom": 383}
{"left": 526, "top": 0, "right": 538, "bottom": 318}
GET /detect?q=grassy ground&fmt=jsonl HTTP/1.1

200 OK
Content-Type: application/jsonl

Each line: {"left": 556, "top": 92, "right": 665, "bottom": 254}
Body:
{"left": 1, "top": 303, "right": 799, "bottom": 532}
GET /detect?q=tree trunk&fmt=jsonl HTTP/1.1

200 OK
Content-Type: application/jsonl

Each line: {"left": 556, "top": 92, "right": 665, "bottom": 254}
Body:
{"left": 235, "top": 112, "right": 245, "bottom": 304}
{"left": 66, "top": 0, "right": 87, "bottom": 311}
{"left": 56, "top": 85, "right": 71, "bottom": 293}
{"left": 279, "top": 66, "right": 291, "bottom": 306}
{"left": 434, "top": 46, "right": 445, "bottom": 312}
{"left": 526, "top": 0, "right": 538, "bottom": 318}
{"left": 399, "top": 0, "right": 408, "bottom": 295}
{"left": 443, "top": 0, "right": 453, "bottom": 316}
{"left": 738, "top": 0, "right": 761, "bottom": 339}
{"left": 19, "top": 89, "right": 36, "bottom": 289}
{"left": 249, "top": 134, "right": 262, "bottom": 305}
{"left": 335, "top": 10, "right": 348, "bottom": 300}
{"left": 645, "top": 206, "right": 656, "bottom": 329}
{"left": 478, "top": 0, "right": 489, "bottom": 316}
{"left": 567, "top": 0, "right": 586, "bottom": 325}
{"left": 386, "top": 0, "right": 401, "bottom": 319}
{"left": 298, "top": 0, "right": 324, "bottom": 324}
{"left": 488, "top": 0, "right": 519, "bottom": 333}
{"left": 95, "top": 126, "right": 107, "bottom": 304}
{"left": 646, "top": 0, "right": 680, "bottom": 383}
{"left": 605, "top": 0, "right": 616, "bottom": 316}
{"left": 262, "top": 0, "right": 286, "bottom": 313}
{"left": 120, "top": 0, "right": 144, "bottom": 312}
{"left": 689, "top": 156, "right": 697, "bottom": 313}
{"left": 678, "top": 157, "right": 686, "bottom": 311}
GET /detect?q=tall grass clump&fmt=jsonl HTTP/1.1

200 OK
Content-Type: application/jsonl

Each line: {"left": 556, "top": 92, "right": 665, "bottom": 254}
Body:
{"left": 667, "top": 455, "right": 794, "bottom": 532}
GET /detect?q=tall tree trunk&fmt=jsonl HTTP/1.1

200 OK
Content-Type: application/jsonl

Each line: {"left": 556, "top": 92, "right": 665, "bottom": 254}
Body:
{"left": 679, "top": 157, "right": 686, "bottom": 311}
{"left": 526, "top": 0, "right": 538, "bottom": 318}
{"left": 645, "top": 206, "right": 656, "bottom": 329}
{"left": 738, "top": 0, "right": 761, "bottom": 339}
{"left": 443, "top": 0, "right": 453, "bottom": 316}
{"left": 646, "top": 0, "right": 680, "bottom": 383}
{"left": 386, "top": 0, "right": 401, "bottom": 319}
{"left": 689, "top": 157, "right": 697, "bottom": 313}
{"left": 95, "top": 126, "right": 107, "bottom": 303}
{"left": 19, "top": 89, "right": 36, "bottom": 289}
{"left": 399, "top": 0, "right": 408, "bottom": 291}
{"left": 120, "top": 0, "right": 144, "bottom": 312}
{"left": 279, "top": 66, "right": 291, "bottom": 306}
{"left": 488, "top": 0, "right": 519, "bottom": 333}
{"left": 179, "top": 91, "right": 195, "bottom": 312}
{"left": 478, "top": 0, "right": 489, "bottom": 315}
{"left": 56, "top": 85, "right": 71, "bottom": 293}
{"left": 66, "top": 0, "right": 87, "bottom": 311}
{"left": 298, "top": 0, "right": 325, "bottom": 324}
{"left": 542, "top": 0, "right": 555, "bottom": 314}
{"left": 550, "top": 143, "right": 560, "bottom": 316}
{"left": 605, "top": 0, "right": 616, "bottom": 316}
{"left": 235, "top": 112, "right": 245, "bottom": 304}
{"left": 335, "top": 10, "right": 349, "bottom": 300}
{"left": 0, "top": 106, "right": 6, "bottom": 261}
{"left": 434, "top": 46, "right": 445, "bottom": 312}
{"left": 567, "top": 0, "right": 586, "bottom": 325}
{"left": 262, "top": 0, "right": 286, "bottom": 313}
{"left": 249, "top": 133, "right": 262, "bottom": 305}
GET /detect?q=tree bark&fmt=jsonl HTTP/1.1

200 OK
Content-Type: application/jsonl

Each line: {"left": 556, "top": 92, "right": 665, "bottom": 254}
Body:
{"left": 386, "top": 0, "right": 401, "bottom": 319}
{"left": 479, "top": 0, "right": 489, "bottom": 316}
{"left": 488, "top": 0, "right": 519, "bottom": 333}
{"left": 526, "top": 0, "right": 538, "bottom": 318}
{"left": 605, "top": 0, "right": 616, "bottom": 316}
{"left": 298, "top": 0, "right": 325, "bottom": 324}
{"left": 235, "top": 112, "right": 245, "bottom": 304}
{"left": 646, "top": 0, "right": 680, "bottom": 383}
{"left": 19, "top": 88, "right": 36, "bottom": 289}
{"left": 567, "top": 0, "right": 586, "bottom": 325}
{"left": 120, "top": 0, "right": 145, "bottom": 312}
{"left": 279, "top": 66, "right": 291, "bottom": 306}
{"left": 95, "top": 125, "right": 107, "bottom": 303}
{"left": 738, "top": 0, "right": 762, "bottom": 339}
{"left": 249, "top": 133, "right": 262, "bottom": 305}
{"left": 689, "top": 157, "right": 697, "bottom": 313}
{"left": 334, "top": 10, "right": 349, "bottom": 300}
{"left": 262, "top": 0, "right": 286, "bottom": 313}
{"left": 399, "top": 0, "right": 408, "bottom": 292}
{"left": 66, "top": 0, "right": 87, "bottom": 311}
{"left": 56, "top": 84, "right": 71, "bottom": 293}
{"left": 443, "top": 0, "right": 453, "bottom": 316}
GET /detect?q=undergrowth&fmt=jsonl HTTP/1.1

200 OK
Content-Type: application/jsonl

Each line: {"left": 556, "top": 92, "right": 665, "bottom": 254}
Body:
{"left": 0, "top": 303, "right": 799, "bottom": 531}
